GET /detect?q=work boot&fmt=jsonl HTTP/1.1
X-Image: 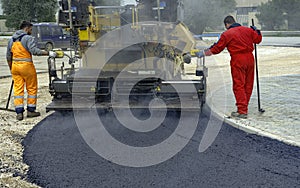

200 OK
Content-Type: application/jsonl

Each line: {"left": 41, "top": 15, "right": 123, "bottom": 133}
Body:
{"left": 16, "top": 113, "right": 24, "bottom": 121}
{"left": 231, "top": 112, "right": 247, "bottom": 119}
{"left": 27, "top": 111, "right": 41, "bottom": 118}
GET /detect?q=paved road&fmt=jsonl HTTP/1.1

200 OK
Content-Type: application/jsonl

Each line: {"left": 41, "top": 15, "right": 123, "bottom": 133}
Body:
{"left": 261, "top": 37, "right": 300, "bottom": 47}
{"left": 23, "top": 110, "right": 300, "bottom": 188}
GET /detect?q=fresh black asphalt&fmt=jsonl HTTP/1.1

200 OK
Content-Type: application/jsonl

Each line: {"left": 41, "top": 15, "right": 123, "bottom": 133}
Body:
{"left": 22, "top": 109, "right": 300, "bottom": 188}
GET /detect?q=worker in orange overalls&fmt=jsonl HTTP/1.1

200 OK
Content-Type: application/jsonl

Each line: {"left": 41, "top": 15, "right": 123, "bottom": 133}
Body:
{"left": 196, "top": 16, "right": 262, "bottom": 119}
{"left": 6, "top": 21, "right": 56, "bottom": 121}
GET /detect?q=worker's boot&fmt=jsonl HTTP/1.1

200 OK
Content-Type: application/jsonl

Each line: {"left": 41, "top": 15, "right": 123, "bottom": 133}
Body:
{"left": 27, "top": 111, "right": 41, "bottom": 118}
{"left": 16, "top": 113, "right": 24, "bottom": 121}
{"left": 231, "top": 112, "right": 247, "bottom": 119}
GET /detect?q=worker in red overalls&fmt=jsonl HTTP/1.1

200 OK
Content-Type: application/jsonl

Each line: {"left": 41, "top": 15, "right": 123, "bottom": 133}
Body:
{"left": 197, "top": 15, "right": 262, "bottom": 119}
{"left": 6, "top": 21, "right": 56, "bottom": 121}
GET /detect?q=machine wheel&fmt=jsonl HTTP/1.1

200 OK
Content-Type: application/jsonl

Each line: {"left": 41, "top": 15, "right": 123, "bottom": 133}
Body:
{"left": 45, "top": 42, "right": 53, "bottom": 51}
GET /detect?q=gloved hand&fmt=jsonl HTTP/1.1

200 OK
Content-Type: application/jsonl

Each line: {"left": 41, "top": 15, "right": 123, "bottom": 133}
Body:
{"left": 250, "top": 25, "right": 257, "bottom": 31}
{"left": 49, "top": 51, "right": 57, "bottom": 58}
{"left": 195, "top": 50, "right": 205, "bottom": 58}
{"left": 250, "top": 25, "right": 261, "bottom": 35}
{"left": 183, "top": 53, "right": 192, "bottom": 64}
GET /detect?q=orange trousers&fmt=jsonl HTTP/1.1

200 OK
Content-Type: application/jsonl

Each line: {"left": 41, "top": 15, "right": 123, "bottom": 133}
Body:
{"left": 11, "top": 62, "right": 38, "bottom": 114}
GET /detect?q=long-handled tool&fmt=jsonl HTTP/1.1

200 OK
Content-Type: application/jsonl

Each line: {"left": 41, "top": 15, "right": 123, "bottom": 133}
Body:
{"left": 0, "top": 80, "right": 15, "bottom": 112}
{"left": 252, "top": 19, "right": 265, "bottom": 113}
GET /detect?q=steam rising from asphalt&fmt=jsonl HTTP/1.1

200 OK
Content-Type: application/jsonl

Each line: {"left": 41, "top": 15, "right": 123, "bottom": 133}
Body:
{"left": 72, "top": 21, "right": 226, "bottom": 167}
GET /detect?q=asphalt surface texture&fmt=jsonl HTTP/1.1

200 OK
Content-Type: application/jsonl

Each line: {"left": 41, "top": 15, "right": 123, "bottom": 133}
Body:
{"left": 1, "top": 37, "right": 299, "bottom": 187}
{"left": 22, "top": 109, "right": 300, "bottom": 188}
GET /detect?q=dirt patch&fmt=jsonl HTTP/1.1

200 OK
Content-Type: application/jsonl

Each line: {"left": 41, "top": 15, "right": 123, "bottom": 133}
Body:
{"left": 0, "top": 74, "right": 52, "bottom": 188}
{"left": 0, "top": 38, "right": 9, "bottom": 47}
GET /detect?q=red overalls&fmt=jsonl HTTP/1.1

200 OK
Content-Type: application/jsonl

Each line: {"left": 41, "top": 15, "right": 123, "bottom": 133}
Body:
{"left": 205, "top": 24, "right": 262, "bottom": 114}
{"left": 11, "top": 35, "right": 38, "bottom": 114}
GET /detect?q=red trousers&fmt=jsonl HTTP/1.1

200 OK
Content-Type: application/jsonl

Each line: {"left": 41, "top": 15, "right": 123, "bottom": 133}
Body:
{"left": 230, "top": 53, "right": 255, "bottom": 114}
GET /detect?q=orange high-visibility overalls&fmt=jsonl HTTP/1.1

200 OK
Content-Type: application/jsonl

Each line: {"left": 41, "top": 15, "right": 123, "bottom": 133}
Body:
{"left": 11, "top": 35, "right": 38, "bottom": 114}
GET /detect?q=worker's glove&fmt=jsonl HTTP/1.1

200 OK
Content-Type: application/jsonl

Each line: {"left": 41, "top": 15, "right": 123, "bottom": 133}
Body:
{"left": 183, "top": 53, "right": 192, "bottom": 64}
{"left": 49, "top": 51, "right": 57, "bottom": 58}
{"left": 250, "top": 26, "right": 261, "bottom": 35}
{"left": 195, "top": 50, "right": 205, "bottom": 58}
{"left": 250, "top": 26, "right": 257, "bottom": 31}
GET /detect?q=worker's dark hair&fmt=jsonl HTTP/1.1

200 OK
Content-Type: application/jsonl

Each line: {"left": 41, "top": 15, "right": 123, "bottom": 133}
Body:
{"left": 223, "top": 16, "right": 236, "bottom": 25}
{"left": 19, "top": 21, "right": 33, "bottom": 29}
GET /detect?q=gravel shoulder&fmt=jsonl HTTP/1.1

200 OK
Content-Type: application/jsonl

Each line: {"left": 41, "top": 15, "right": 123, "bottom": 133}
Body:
{"left": 0, "top": 74, "right": 52, "bottom": 188}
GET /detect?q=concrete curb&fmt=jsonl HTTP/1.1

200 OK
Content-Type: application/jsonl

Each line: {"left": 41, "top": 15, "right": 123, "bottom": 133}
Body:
{"left": 206, "top": 92, "right": 300, "bottom": 148}
{"left": 223, "top": 116, "right": 300, "bottom": 147}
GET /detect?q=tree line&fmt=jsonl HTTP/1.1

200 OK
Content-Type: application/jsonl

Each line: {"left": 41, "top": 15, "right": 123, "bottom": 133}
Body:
{"left": 257, "top": 0, "right": 300, "bottom": 30}
{"left": 0, "top": 0, "right": 121, "bottom": 29}
{"left": 183, "top": 0, "right": 236, "bottom": 34}
{"left": 1, "top": 0, "right": 299, "bottom": 31}
{"left": 1, "top": 0, "right": 57, "bottom": 29}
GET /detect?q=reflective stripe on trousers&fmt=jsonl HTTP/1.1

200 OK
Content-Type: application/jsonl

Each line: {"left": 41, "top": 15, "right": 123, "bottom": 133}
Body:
{"left": 11, "top": 62, "right": 38, "bottom": 111}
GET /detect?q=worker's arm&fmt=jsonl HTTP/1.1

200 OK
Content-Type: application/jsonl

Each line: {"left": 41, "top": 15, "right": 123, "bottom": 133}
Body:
{"left": 184, "top": 33, "right": 229, "bottom": 61}
{"left": 24, "top": 36, "right": 56, "bottom": 57}
{"left": 6, "top": 39, "right": 13, "bottom": 70}
{"left": 250, "top": 26, "right": 262, "bottom": 44}
{"left": 22, "top": 35, "right": 49, "bottom": 56}
{"left": 193, "top": 33, "right": 228, "bottom": 59}
{"left": 7, "top": 60, "right": 12, "bottom": 70}
{"left": 205, "top": 34, "right": 228, "bottom": 56}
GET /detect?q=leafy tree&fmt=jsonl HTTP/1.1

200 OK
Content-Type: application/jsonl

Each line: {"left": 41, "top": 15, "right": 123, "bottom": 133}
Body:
{"left": 256, "top": 1, "right": 284, "bottom": 30}
{"left": 0, "top": 15, "right": 7, "bottom": 20}
{"left": 1, "top": 0, "right": 57, "bottom": 29}
{"left": 1, "top": 0, "right": 122, "bottom": 29}
{"left": 257, "top": 0, "right": 300, "bottom": 30}
{"left": 280, "top": 0, "right": 300, "bottom": 30}
{"left": 183, "top": 0, "right": 236, "bottom": 34}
